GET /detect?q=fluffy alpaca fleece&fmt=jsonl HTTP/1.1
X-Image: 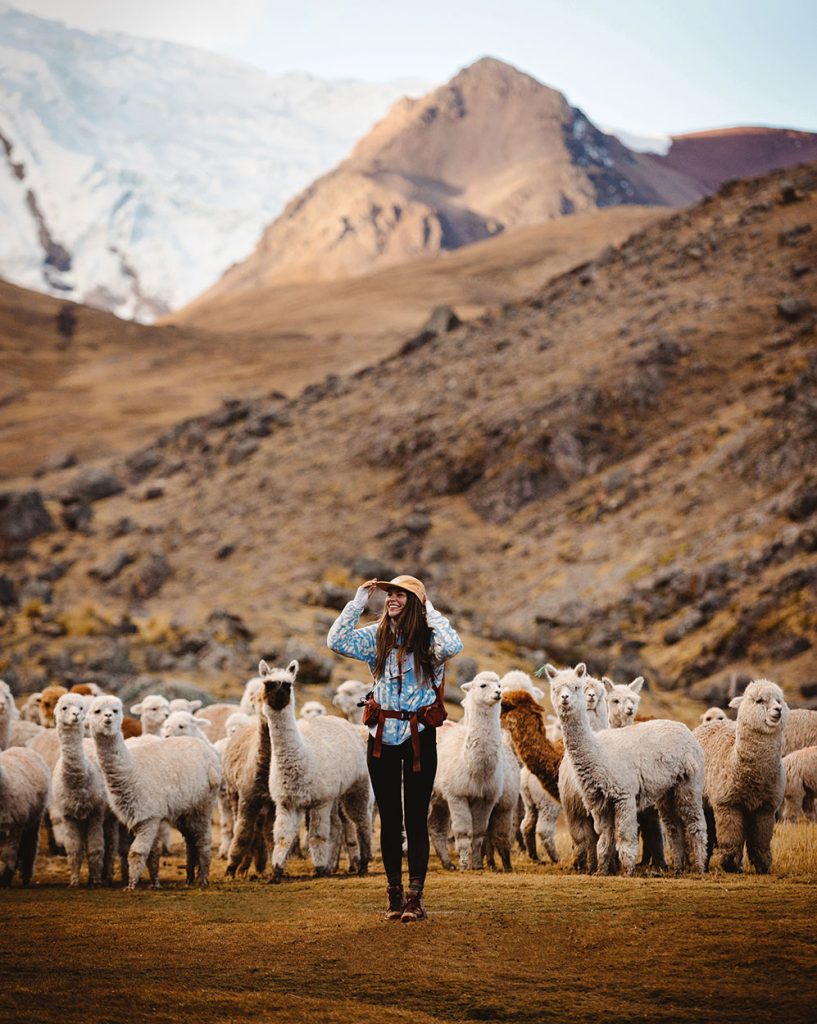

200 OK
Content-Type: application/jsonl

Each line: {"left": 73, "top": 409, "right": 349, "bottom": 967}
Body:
{"left": 39, "top": 685, "right": 68, "bottom": 727}
{"left": 483, "top": 735, "right": 522, "bottom": 871}
{"left": 221, "top": 708, "right": 275, "bottom": 874}
{"left": 19, "top": 692, "right": 43, "bottom": 723}
{"left": 51, "top": 694, "right": 118, "bottom": 887}
{"left": 28, "top": 728, "right": 62, "bottom": 771}
{"left": 782, "top": 709, "right": 817, "bottom": 757}
{"left": 194, "top": 703, "right": 240, "bottom": 742}
{"left": 428, "top": 672, "right": 512, "bottom": 870}
{"left": 549, "top": 664, "right": 706, "bottom": 875}
{"left": 239, "top": 676, "right": 265, "bottom": 716}
{"left": 299, "top": 701, "right": 327, "bottom": 720}
{"left": 168, "top": 698, "right": 202, "bottom": 713}
{"left": 331, "top": 680, "right": 370, "bottom": 724}
{"left": 89, "top": 695, "right": 221, "bottom": 889}
{"left": 499, "top": 689, "right": 563, "bottom": 802}
{"left": 781, "top": 746, "right": 817, "bottom": 822}
{"left": 499, "top": 670, "right": 545, "bottom": 703}
{"left": 130, "top": 695, "right": 170, "bottom": 736}
{"left": 0, "top": 681, "right": 44, "bottom": 749}
{"left": 0, "top": 746, "right": 50, "bottom": 886}
{"left": 161, "top": 711, "right": 215, "bottom": 745}
{"left": 700, "top": 707, "right": 727, "bottom": 726}
{"left": 259, "top": 659, "right": 372, "bottom": 882}
{"left": 519, "top": 767, "right": 560, "bottom": 863}
{"left": 695, "top": 679, "right": 789, "bottom": 873}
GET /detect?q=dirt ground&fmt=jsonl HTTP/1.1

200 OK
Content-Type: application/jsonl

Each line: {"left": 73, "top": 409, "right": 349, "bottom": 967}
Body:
{"left": 2, "top": 825, "right": 816, "bottom": 1024}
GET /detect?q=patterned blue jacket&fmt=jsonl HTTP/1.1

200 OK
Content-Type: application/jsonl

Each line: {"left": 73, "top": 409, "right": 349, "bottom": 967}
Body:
{"left": 326, "top": 602, "right": 463, "bottom": 746}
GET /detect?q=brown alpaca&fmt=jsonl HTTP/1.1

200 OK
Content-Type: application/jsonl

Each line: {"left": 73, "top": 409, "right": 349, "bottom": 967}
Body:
{"left": 39, "top": 685, "right": 68, "bottom": 727}
{"left": 222, "top": 713, "right": 275, "bottom": 877}
{"left": 500, "top": 690, "right": 564, "bottom": 801}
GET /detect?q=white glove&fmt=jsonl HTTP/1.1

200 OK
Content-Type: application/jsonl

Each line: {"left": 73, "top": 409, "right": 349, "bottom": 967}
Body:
{"left": 425, "top": 599, "right": 436, "bottom": 618}
{"left": 352, "top": 586, "right": 371, "bottom": 611}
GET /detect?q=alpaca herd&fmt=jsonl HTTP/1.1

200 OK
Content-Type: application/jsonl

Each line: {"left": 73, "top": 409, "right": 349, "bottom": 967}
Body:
{"left": 0, "top": 658, "right": 815, "bottom": 891}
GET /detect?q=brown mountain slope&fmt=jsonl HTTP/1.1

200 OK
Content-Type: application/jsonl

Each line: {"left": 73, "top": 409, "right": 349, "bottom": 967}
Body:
{"left": 2, "top": 163, "right": 816, "bottom": 711}
{"left": 188, "top": 58, "right": 703, "bottom": 300}
{"left": 1, "top": 205, "right": 663, "bottom": 478}
{"left": 650, "top": 126, "right": 817, "bottom": 193}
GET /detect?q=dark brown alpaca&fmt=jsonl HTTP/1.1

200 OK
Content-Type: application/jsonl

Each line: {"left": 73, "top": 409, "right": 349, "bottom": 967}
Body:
{"left": 500, "top": 690, "right": 564, "bottom": 802}
{"left": 223, "top": 711, "right": 275, "bottom": 878}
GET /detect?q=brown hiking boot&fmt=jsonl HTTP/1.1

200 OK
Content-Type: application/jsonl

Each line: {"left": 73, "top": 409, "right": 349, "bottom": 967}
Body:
{"left": 400, "top": 887, "right": 426, "bottom": 923}
{"left": 384, "top": 884, "right": 405, "bottom": 921}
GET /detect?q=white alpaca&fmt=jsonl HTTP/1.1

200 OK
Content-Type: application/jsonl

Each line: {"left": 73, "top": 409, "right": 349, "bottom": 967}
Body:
{"left": 19, "top": 692, "right": 43, "bottom": 723}
{"left": 548, "top": 663, "right": 706, "bottom": 875}
{"left": 331, "top": 680, "right": 370, "bottom": 724}
{"left": 225, "top": 711, "right": 254, "bottom": 737}
{"left": 699, "top": 707, "right": 727, "bottom": 726}
{"left": 0, "top": 680, "right": 43, "bottom": 749}
{"left": 428, "top": 672, "right": 511, "bottom": 870}
{"left": 781, "top": 746, "right": 817, "bottom": 823}
{"left": 783, "top": 709, "right": 817, "bottom": 756}
{"left": 168, "top": 698, "right": 203, "bottom": 713}
{"left": 258, "top": 660, "right": 372, "bottom": 882}
{"left": 499, "top": 670, "right": 545, "bottom": 702}
{"left": 89, "top": 695, "right": 221, "bottom": 889}
{"left": 0, "top": 745, "right": 50, "bottom": 886}
{"left": 584, "top": 675, "right": 609, "bottom": 731}
{"left": 694, "top": 679, "right": 789, "bottom": 873}
{"left": 130, "top": 695, "right": 170, "bottom": 736}
{"left": 194, "top": 703, "right": 240, "bottom": 741}
{"left": 161, "top": 710, "right": 215, "bottom": 745}
{"left": 604, "top": 677, "right": 644, "bottom": 729}
{"left": 299, "top": 701, "right": 327, "bottom": 720}
{"left": 545, "top": 714, "right": 562, "bottom": 743}
{"left": 239, "top": 676, "right": 265, "bottom": 716}
{"left": 51, "top": 694, "right": 117, "bottom": 887}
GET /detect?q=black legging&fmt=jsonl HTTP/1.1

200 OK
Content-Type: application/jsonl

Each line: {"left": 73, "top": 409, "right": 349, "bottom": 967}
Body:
{"left": 367, "top": 727, "right": 437, "bottom": 888}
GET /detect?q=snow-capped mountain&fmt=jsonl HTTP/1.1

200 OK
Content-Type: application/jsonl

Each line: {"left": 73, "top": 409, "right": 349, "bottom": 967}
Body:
{"left": 0, "top": 5, "right": 425, "bottom": 320}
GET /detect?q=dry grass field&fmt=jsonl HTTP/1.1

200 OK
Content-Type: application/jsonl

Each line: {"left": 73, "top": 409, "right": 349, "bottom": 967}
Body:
{"left": 2, "top": 824, "right": 816, "bottom": 1024}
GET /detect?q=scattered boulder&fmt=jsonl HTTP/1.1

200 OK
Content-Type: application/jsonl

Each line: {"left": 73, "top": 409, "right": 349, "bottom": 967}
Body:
{"left": 61, "top": 467, "right": 123, "bottom": 504}
{"left": 284, "top": 640, "right": 333, "bottom": 684}
{"left": 663, "top": 609, "right": 704, "bottom": 645}
{"left": 227, "top": 438, "right": 259, "bottom": 465}
{"left": 423, "top": 305, "right": 461, "bottom": 336}
{"left": 0, "top": 575, "right": 17, "bottom": 606}
{"left": 777, "top": 297, "right": 812, "bottom": 322}
{"left": 61, "top": 502, "right": 93, "bottom": 533}
{"left": 788, "top": 482, "right": 817, "bottom": 522}
{"left": 34, "top": 451, "right": 77, "bottom": 477}
{"left": 319, "top": 582, "right": 354, "bottom": 611}
{"left": 89, "top": 550, "right": 134, "bottom": 583}
{"left": 216, "top": 543, "right": 235, "bottom": 560}
{"left": 117, "top": 676, "right": 216, "bottom": 708}
{"left": 126, "top": 447, "right": 162, "bottom": 481}
{"left": 0, "top": 490, "right": 53, "bottom": 543}
{"left": 130, "top": 552, "right": 172, "bottom": 599}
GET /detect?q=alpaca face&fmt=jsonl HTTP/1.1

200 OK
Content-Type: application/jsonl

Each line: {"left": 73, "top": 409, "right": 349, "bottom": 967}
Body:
{"left": 131, "top": 695, "right": 170, "bottom": 733}
{"left": 161, "top": 711, "right": 211, "bottom": 738}
{"left": 258, "top": 659, "right": 300, "bottom": 714}
{"left": 55, "top": 693, "right": 88, "bottom": 730}
{"left": 299, "top": 701, "right": 326, "bottom": 720}
{"left": 545, "top": 664, "right": 587, "bottom": 721}
{"left": 700, "top": 707, "right": 727, "bottom": 725}
{"left": 603, "top": 676, "right": 644, "bottom": 728}
{"left": 730, "top": 680, "right": 789, "bottom": 734}
{"left": 584, "top": 679, "right": 603, "bottom": 712}
{"left": 225, "top": 712, "right": 253, "bottom": 737}
{"left": 331, "top": 681, "right": 369, "bottom": 716}
{"left": 461, "top": 671, "right": 502, "bottom": 708}
{"left": 89, "top": 696, "right": 124, "bottom": 736}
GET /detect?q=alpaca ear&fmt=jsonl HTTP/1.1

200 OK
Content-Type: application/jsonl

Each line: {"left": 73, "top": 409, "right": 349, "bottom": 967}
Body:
{"left": 461, "top": 681, "right": 473, "bottom": 693}
{"left": 258, "top": 660, "right": 272, "bottom": 677}
{"left": 536, "top": 663, "right": 558, "bottom": 680}
{"left": 630, "top": 676, "right": 644, "bottom": 694}
{"left": 286, "top": 659, "right": 299, "bottom": 679}
{"left": 575, "top": 663, "right": 587, "bottom": 678}
{"left": 532, "top": 686, "right": 545, "bottom": 701}
{"left": 602, "top": 677, "right": 614, "bottom": 693}
{"left": 196, "top": 717, "right": 212, "bottom": 730}
{"left": 729, "top": 695, "right": 744, "bottom": 709}
{"left": 331, "top": 693, "right": 342, "bottom": 706}
{"left": 131, "top": 702, "right": 143, "bottom": 714}
{"left": 188, "top": 700, "right": 203, "bottom": 712}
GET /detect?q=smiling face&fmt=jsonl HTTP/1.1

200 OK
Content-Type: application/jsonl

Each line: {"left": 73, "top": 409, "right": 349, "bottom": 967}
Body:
{"left": 385, "top": 588, "right": 408, "bottom": 619}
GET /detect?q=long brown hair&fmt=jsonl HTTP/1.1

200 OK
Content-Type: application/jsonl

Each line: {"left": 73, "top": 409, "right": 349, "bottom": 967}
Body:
{"left": 373, "top": 591, "right": 435, "bottom": 685}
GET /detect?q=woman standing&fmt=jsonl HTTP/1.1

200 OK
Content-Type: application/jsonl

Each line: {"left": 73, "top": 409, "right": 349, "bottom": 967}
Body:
{"left": 327, "top": 575, "right": 463, "bottom": 922}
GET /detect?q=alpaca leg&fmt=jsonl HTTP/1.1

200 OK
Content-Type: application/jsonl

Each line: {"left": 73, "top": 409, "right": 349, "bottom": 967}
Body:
{"left": 193, "top": 815, "right": 212, "bottom": 887}
{"left": 638, "top": 808, "right": 667, "bottom": 870}
{"left": 227, "top": 796, "right": 262, "bottom": 877}
{"left": 44, "top": 811, "right": 65, "bottom": 856}
{"left": 673, "top": 780, "right": 707, "bottom": 874}
{"left": 218, "top": 786, "right": 234, "bottom": 859}
{"left": 146, "top": 837, "right": 162, "bottom": 888}
{"left": 102, "top": 812, "right": 118, "bottom": 885}
{"left": 521, "top": 801, "right": 539, "bottom": 862}
{"left": 344, "top": 780, "right": 372, "bottom": 876}
{"left": 656, "top": 794, "right": 685, "bottom": 872}
{"left": 86, "top": 811, "right": 106, "bottom": 887}
{"left": 712, "top": 803, "right": 746, "bottom": 872}
{"left": 118, "top": 825, "right": 131, "bottom": 885}
{"left": 327, "top": 802, "right": 344, "bottom": 873}
{"left": 428, "top": 796, "right": 454, "bottom": 870}
{"left": 703, "top": 802, "right": 716, "bottom": 869}
{"left": 514, "top": 795, "right": 526, "bottom": 854}
{"left": 62, "top": 818, "right": 84, "bottom": 888}
{"left": 158, "top": 820, "right": 173, "bottom": 856}
{"left": 448, "top": 795, "right": 475, "bottom": 870}
{"left": 306, "top": 802, "right": 333, "bottom": 876}
{"left": 470, "top": 799, "right": 494, "bottom": 870}
{"left": 18, "top": 821, "right": 41, "bottom": 888}
{"left": 746, "top": 808, "right": 775, "bottom": 875}
{"left": 538, "top": 799, "right": 560, "bottom": 864}
{"left": 593, "top": 805, "right": 618, "bottom": 875}
{"left": 270, "top": 805, "right": 300, "bottom": 882}
{"left": 613, "top": 799, "right": 639, "bottom": 875}
{"left": 178, "top": 819, "right": 196, "bottom": 885}
{"left": 337, "top": 800, "right": 360, "bottom": 874}
{"left": 127, "top": 819, "right": 161, "bottom": 890}
{"left": 487, "top": 804, "right": 513, "bottom": 872}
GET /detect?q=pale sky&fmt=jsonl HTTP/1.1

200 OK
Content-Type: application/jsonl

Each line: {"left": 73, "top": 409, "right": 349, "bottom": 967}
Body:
{"left": 7, "top": 0, "right": 817, "bottom": 135}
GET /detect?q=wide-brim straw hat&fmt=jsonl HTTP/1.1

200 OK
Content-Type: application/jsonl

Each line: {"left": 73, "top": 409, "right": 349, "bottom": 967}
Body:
{"left": 374, "top": 575, "right": 427, "bottom": 604}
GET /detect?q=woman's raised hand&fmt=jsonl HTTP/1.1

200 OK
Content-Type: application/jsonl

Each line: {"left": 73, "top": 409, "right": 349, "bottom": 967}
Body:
{"left": 353, "top": 578, "right": 379, "bottom": 610}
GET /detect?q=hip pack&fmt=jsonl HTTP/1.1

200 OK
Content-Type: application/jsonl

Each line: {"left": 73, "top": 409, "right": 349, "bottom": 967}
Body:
{"left": 360, "top": 666, "right": 447, "bottom": 772}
